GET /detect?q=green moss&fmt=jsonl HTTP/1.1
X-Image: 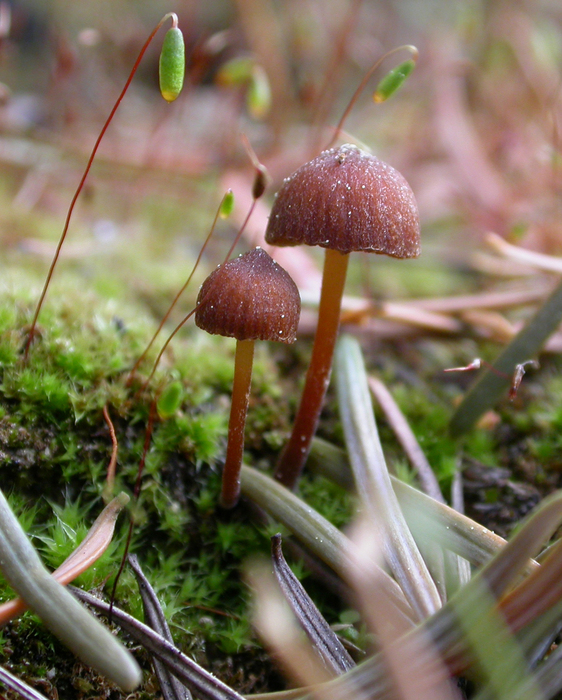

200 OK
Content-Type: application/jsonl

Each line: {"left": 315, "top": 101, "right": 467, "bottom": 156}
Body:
{"left": 381, "top": 381, "right": 459, "bottom": 489}
{"left": 0, "top": 273, "right": 304, "bottom": 693}
{"left": 298, "top": 474, "right": 354, "bottom": 530}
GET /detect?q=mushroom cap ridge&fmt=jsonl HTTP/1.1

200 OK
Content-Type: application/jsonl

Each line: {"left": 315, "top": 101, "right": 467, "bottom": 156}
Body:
{"left": 265, "top": 144, "right": 420, "bottom": 258}
{"left": 195, "top": 247, "right": 301, "bottom": 343}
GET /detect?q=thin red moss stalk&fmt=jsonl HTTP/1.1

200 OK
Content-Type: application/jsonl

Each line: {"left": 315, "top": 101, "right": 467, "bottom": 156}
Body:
{"left": 135, "top": 140, "right": 267, "bottom": 390}
{"left": 323, "top": 44, "right": 418, "bottom": 151}
{"left": 310, "top": 0, "right": 364, "bottom": 132}
{"left": 102, "top": 404, "right": 119, "bottom": 498}
{"left": 141, "top": 308, "right": 197, "bottom": 393}
{"left": 127, "top": 190, "right": 232, "bottom": 386}
{"left": 109, "top": 397, "right": 158, "bottom": 620}
{"left": 24, "top": 12, "right": 180, "bottom": 360}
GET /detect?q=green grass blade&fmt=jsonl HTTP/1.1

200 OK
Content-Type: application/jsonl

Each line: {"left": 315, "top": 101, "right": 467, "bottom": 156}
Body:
{"left": 240, "top": 465, "right": 414, "bottom": 622}
{"left": 0, "top": 488, "right": 141, "bottom": 691}
{"left": 307, "top": 439, "right": 533, "bottom": 570}
{"left": 453, "top": 578, "right": 543, "bottom": 700}
{"left": 450, "top": 278, "right": 562, "bottom": 436}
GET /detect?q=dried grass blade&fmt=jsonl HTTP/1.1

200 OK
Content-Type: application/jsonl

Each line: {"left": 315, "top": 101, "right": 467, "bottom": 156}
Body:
{"left": 500, "top": 536, "right": 562, "bottom": 630}
{"left": 271, "top": 534, "right": 355, "bottom": 676}
{"left": 335, "top": 335, "right": 441, "bottom": 620}
{"left": 367, "top": 376, "right": 444, "bottom": 502}
{"left": 129, "top": 554, "right": 191, "bottom": 700}
{"left": 408, "top": 286, "right": 551, "bottom": 313}
{"left": 71, "top": 587, "right": 245, "bottom": 700}
{"left": 348, "top": 519, "right": 462, "bottom": 700}
{"left": 248, "top": 560, "right": 340, "bottom": 695}
{"left": 486, "top": 232, "right": 562, "bottom": 274}
{"left": 479, "top": 492, "right": 562, "bottom": 601}
{"left": 0, "top": 664, "right": 50, "bottom": 700}
{"left": 0, "top": 493, "right": 129, "bottom": 625}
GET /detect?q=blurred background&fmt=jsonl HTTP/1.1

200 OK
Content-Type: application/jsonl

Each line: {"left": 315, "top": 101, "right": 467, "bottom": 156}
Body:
{"left": 0, "top": 0, "right": 561, "bottom": 317}
{"left": 1, "top": 3, "right": 562, "bottom": 693}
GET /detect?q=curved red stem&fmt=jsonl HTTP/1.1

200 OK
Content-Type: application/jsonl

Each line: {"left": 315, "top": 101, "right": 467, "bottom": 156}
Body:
{"left": 24, "top": 13, "right": 178, "bottom": 360}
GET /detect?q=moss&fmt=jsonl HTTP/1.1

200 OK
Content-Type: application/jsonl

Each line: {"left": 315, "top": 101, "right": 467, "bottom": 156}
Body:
{"left": 0, "top": 282, "right": 198, "bottom": 667}
{"left": 298, "top": 473, "right": 354, "bottom": 530}
{"left": 0, "top": 271, "right": 353, "bottom": 696}
{"left": 377, "top": 380, "right": 460, "bottom": 490}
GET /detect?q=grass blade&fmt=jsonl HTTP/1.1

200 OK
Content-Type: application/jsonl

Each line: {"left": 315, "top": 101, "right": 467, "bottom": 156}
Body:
{"left": 307, "top": 438, "right": 525, "bottom": 570}
{"left": 271, "top": 534, "right": 355, "bottom": 676}
{"left": 0, "top": 665, "right": 50, "bottom": 700}
{"left": 71, "top": 587, "right": 245, "bottom": 700}
{"left": 0, "top": 492, "right": 129, "bottom": 625}
{"left": 240, "top": 465, "right": 415, "bottom": 624}
{"left": 367, "top": 375, "right": 444, "bottom": 502}
{"left": 347, "top": 519, "right": 461, "bottom": 700}
{"left": 0, "top": 488, "right": 141, "bottom": 692}
{"left": 248, "top": 561, "right": 340, "bottom": 694}
{"left": 129, "top": 554, "right": 191, "bottom": 700}
{"left": 452, "top": 577, "right": 543, "bottom": 700}
{"left": 335, "top": 335, "right": 441, "bottom": 620}
{"left": 368, "top": 375, "right": 471, "bottom": 595}
{"left": 450, "top": 277, "right": 562, "bottom": 436}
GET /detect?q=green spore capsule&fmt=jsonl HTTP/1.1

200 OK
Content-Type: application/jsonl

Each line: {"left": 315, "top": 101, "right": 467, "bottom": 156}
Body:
{"left": 157, "top": 380, "right": 184, "bottom": 418}
{"left": 247, "top": 65, "right": 271, "bottom": 119}
{"left": 216, "top": 56, "right": 254, "bottom": 86}
{"left": 159, "top": 27, "right": 185, "bottom": 102}
{"left": 219, "top": 190, "right": 235, "bottom": 219}
{"left": 373, "top": 59, "right": 415, "bottom": 103}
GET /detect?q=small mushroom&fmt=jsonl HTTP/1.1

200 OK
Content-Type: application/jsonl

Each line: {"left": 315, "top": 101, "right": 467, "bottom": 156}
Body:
{"left": 265, "top": 144, "right": 420, "bottom": 489}
{"left": 195, "top": 247, "right": 300, "bottom": 508}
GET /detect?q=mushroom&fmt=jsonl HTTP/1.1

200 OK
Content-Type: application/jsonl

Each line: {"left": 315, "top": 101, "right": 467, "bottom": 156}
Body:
{"left": 195, "top": 247, "right": 300, "bottom": 508}
{"left": 265, "top": 144, "right": 420, "bottom": 489}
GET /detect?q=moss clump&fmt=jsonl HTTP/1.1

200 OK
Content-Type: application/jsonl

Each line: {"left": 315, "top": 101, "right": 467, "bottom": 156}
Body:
{"left": 0, "top": 278, "right": 357, "bottom": 697}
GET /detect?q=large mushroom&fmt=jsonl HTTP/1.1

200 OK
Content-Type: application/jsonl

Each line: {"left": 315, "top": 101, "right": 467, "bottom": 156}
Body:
{"left": 195, "top": 247, "right": 300, "bottom": 508}
{"left": 265, "top": 144, "right": 420, "bottom": 489}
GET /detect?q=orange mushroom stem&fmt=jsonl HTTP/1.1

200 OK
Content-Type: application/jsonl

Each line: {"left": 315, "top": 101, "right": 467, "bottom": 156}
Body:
{"left": 223, "top": 339, "right": 255, "bottom": 507}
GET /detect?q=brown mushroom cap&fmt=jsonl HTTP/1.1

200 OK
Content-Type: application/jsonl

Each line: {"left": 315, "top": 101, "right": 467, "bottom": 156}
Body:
{"left": 195, "top": 247, "right": 301, "bottom": 343}
{"left": 265, "top": 144, "right": 420, "bottom": 258}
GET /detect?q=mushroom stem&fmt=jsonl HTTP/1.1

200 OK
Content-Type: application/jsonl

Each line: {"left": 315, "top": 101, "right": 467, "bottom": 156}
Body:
{"left": 222, "top": 339, "right": 255, "bottom": 508}
{"left": 275, "top": 249, "right": 349, "bottom": 488}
